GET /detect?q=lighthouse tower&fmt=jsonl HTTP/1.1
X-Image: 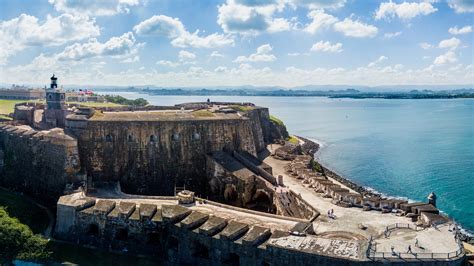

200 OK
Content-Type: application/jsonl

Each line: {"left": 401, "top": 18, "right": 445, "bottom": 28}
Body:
{"left": 43, "top": 74, "right": 66, "bottom": 128}
{"left": 46, "top": 74, "right": 65, "bottom": 110}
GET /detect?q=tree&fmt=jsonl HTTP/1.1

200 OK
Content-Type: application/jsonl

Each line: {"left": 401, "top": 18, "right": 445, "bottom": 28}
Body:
{"left": 0, "top": 207, "right": 51, "bottom": 263}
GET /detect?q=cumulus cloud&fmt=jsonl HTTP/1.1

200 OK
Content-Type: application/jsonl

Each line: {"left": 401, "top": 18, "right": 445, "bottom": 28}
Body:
{"left": 288, "top": 0, "right": 346, "bottom": 9}
{"left": 434, "top": 51, "right": 457, "bottom": 65}
{"left": 56, "top": 32, "right": 138, "bottom": 61}
{"left": 448, "top": 0, "right": 474, "bottom": 13}
{"left": 210, "top": 51, "right": 224, "bottom": 58}
{"left": 384, "top": 31, "right": 402, "bottom": 38}
{"left": 49, "top": 0, "right": 140, "bottom": 16}
{"left": 217, "top": 1, "right": 292, "bottom": 35}
{"left": 448, "top": 25, "right": 472, "bottom": 35}
{"left": 333, "top": 18, "right": 378, "bottom": 38}
{"left": 375, "top": 2, "right": 437, "bottom": 20}
{"left": 0, "top": 13, "right": 100, "bottom": 65}
{"left": 368, "top": 55, "right": 388, "bottom": 67}
{"left": 234, "top": 44, "right": 276, "bottom": 62}
{"left": 157, "top": 60, "right": 179, "bottom": 67}
{"left": 121, "top": 55, "right": 139, "bottom": 63}
{"left": 304, "top": 9, "right": 338, "bottom": 34}
{"left": 178, "top": 50, "right": 196, "bottom": 61}
{"left": 419, "top": 42, "right": 433, "bottom": 49}
{"left": 310, "top": 41, "right": 343, "bottom": 53}
{"left": 134, "top": 15, "right": 234, "bottom": 48}
{"left": 438, "top": 37, "right": 461, "bottom": 50}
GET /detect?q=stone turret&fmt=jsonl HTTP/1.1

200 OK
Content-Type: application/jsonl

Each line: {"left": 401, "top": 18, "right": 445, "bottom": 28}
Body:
{"left": 428, "top": 191, "right": 437, "bottom": 207}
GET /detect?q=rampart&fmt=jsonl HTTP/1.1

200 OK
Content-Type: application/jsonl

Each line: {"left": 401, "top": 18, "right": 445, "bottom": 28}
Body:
{"left": 0, "top": 124, "right": 82, "bottom": 200}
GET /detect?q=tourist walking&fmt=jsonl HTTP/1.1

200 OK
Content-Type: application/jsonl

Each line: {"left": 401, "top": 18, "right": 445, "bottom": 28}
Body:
{"left": 415, "top": 238, "right": 419, "bottom": 247}
{"left": 407, "top": 245, "right": 412, "bottom": 254}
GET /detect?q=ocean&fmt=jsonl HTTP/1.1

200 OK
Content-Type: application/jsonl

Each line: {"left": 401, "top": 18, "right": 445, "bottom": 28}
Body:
{"left": 96, "top": 93, "right": 474, "bottom": 233}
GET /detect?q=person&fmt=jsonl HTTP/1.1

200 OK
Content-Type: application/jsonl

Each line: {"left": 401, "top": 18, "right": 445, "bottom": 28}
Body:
{"left": 415, "top": 238, "right": 419, "bottom": 247}
{"left": 407, "top": 245, "right": 412, "bottom": 253}
{"left": 391, "top": 246, "right": 396, "bottom": 256}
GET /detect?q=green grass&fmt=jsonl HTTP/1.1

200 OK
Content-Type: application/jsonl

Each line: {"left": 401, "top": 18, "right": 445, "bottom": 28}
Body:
{"left": 0, "top": 114, "right": 12, "bottom": 120}
{"left": 270, "top": 115, "right": 284, "bottom": 126}
{"left": 67, "top": 101, "right": 123, "bottom": 108}
{"left": 0, "top": 188, "right": 49, "bottom": 234}
{"left": 229, "top": 105, "right": 254, "bottom": 112}
{"left": 287, "top": 135, "right": 299, "bottom": 144}
{"left": 0, "top": 100, "right": 28, "bottom": 115}
{"left": 192, "top": 110, "right": 215, "bottom": 117}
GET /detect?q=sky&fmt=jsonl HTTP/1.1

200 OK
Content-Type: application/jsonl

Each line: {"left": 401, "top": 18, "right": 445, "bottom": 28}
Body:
{"left": 0, "top": 0, "right": 473, "bottom": 88}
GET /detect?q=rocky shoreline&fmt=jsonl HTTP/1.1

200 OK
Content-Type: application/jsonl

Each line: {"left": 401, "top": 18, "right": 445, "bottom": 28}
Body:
{"left": 296, "top": 135, "right": 473, "bottom": 243}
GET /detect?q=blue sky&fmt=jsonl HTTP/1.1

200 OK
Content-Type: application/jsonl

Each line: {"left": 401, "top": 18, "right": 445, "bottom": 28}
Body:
{"left": 0, "top": 0, "right": 472, "bottom": 87}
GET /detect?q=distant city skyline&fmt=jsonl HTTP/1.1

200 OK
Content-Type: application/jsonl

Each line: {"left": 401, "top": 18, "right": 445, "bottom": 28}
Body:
{"left": 0, "top": 0, "right": 473, "bottom": 87}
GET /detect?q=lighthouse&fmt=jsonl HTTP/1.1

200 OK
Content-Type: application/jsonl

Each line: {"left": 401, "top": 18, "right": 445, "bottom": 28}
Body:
{"left": 43, "top": 74, "right": 66, "bottom": 128}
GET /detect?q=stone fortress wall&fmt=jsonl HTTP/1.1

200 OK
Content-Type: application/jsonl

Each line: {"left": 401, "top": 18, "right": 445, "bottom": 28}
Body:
{"left": 0, "top": 124, "right": 82, "bottom": 200}
{"left": 78, "top": 116, "right": 262, "bottom": 196}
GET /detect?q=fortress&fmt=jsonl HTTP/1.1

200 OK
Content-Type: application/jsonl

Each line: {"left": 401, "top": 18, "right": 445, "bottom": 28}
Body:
{"left": 0, "top": 76, "right": 467, "bottom": 265}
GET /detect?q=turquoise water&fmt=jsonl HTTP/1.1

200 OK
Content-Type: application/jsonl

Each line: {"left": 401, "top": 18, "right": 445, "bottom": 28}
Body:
{"left": 98, "top": 93, "right": 474, "bottom": 233}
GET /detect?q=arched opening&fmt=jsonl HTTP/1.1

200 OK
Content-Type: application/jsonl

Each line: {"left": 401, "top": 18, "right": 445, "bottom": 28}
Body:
{"left": 115, "top": 228, "right": 128, "bottom": 241}
{"left": 105, "top": 134, "right": 112, "bottom": 142}
{"left": 222, "top": 253, "right": 240, "bottom": 266}
{"left": 192, "top": 241, "right": 209, "bottom": 259}
{"left": 149, "top": 135, "right": 158, "bottom": 143}
{"left": 192, "top": 132, "right": 201, "bottom": 141}
{"left": 128, "top": 135, "right": 133, "bottom": 142}
{"left": 172, "top": 133, "right": 179, "bottom": 141}
{"left": 147, "top": 232, "right": 161, "bottom": 246}
{"left": 87, "top": 224, "right": 99, "bottom": 236}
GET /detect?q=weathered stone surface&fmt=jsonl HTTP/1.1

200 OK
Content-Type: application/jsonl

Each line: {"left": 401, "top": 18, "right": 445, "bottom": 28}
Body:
{"left": 219, "top": 221, "right": 249, "bottom": 241}
{"left": 108, "top": 202, "right": 136, "bottom": 219}
{"left": 198, "top": 216, "right": 228, "bottom": 236}
{"left": 162, "top": 204, "right": 191, "bottom": 223}
{"left": 241, "top": 226, "right": 271, "bottom": 246}
{"left": 180, "top": 211, "right": 209, "bottom": 229}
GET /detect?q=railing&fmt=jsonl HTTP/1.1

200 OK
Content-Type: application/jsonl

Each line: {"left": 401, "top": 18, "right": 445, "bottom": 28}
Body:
{"left": 367, "top": 223, "right": 465, "bottom": 261}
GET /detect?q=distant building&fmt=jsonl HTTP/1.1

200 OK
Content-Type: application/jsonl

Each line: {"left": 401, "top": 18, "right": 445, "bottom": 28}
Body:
{"left": 0, "top": 85, "right": 45, "bottom": 100}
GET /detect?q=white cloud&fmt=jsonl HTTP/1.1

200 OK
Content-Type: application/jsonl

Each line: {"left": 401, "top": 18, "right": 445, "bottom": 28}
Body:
{"left": 157, "top": 60, "right": 179, "bottom": 67}
{"left": 0, "top": 13, "right": 100, "bottom": 65}
{"left": 448, "top": 25, "right": 472, "bottom": 35}
{"left": 134, "top": 15, "right": 234, "bottom": 48}
{"left": 333, "top": 18, "right": 378, "bottom": 38}
{"left": 419, "top": 42, "right": 433, "bottom": 49}
{"left": 438, "top": 37, "right": 461, "bottom": 50}
{"left": 304, "top": 9, "right": 338, "bottom": 34}
{"left": 310, "top": 41, "right": 343, "bottom": 53}
{"left": 56, "top": 32, "right": 138, "bottom": 61}
{"left": 288, "top": 0, "right": 346, "bottom": 9}
{"left": 121, "top": 55, "right": 139, "bottom": 63}
{"left": 434, "top": 51, "right": 457, "bottom": 65}
{"left": 234, "top": 44, "right": 276, "bottom": 62}
{"left": 288, "top": 52, "right": 300, "bottom": 56}
{"left": 384, "top": 31, "right": 402, "bottom": 38}
{"left": 217, "top": 1, "right": 291, "bottom": 35}
{"left": 375, "top": 2, "right": 437, "bottom": 20}
{"left": 48, "top": 0, "right": 140, "bottom": 16}
{"left": 448, "top": 0, "right": 474, "bottom": 13}
{"left": 210, "top": 51, "right": 224, "bottom": 58}
{"left": 368, "top": 55, "right": 388, "bottom": 67}
{"left": 178, "top": 50, "right": 196, "bottom": 61}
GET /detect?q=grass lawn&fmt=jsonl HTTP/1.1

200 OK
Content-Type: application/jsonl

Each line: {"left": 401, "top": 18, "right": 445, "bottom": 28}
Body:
{"left": 270, "top": 115, "right": 284, "bottom": 126}
{"left": 0, "top": 188, "right": 50, "bottom": 234}
{"left": 67, "top": 101, "right": 123, "bottom": 108}
{"left": 0, "top": 100, "right": 29, "bottom": 115}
